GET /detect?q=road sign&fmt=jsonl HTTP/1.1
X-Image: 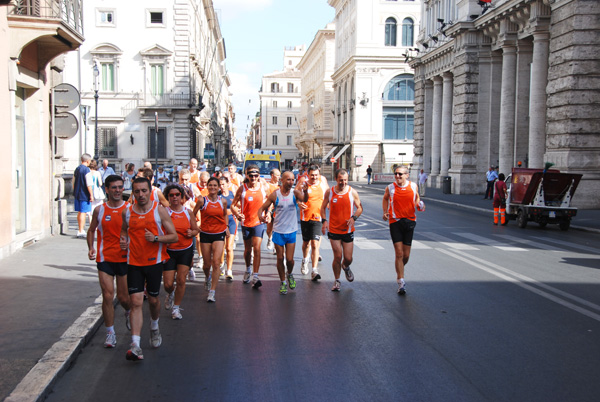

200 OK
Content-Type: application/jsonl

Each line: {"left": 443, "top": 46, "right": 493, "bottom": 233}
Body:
{"left": 330, "top": 157, "right": 335, "bottom": 163}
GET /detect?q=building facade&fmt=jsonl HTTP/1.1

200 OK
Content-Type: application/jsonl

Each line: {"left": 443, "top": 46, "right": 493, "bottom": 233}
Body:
{"left": 411, "top": 0, "right": 600, "bottom": 207}
{"left": 1, "top": 0, "right": 84, "bottom": 258}
{"left": 328, "top": 0, "right": 421, "bottom": 181}
{"left": 259, "top": 45, "right": 306, "bottom": 169}
{"left": 62, "top": 0, "right": 232, "bottom": 174}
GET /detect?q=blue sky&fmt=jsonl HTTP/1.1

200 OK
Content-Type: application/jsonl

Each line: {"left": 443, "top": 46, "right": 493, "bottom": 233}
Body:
{"left": 213, "top": 0, "right": 335, "bottom": 142}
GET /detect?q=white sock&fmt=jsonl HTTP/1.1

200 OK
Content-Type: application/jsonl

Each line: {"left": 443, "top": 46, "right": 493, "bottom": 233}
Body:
{"left": 173, "top": 305, "right": 179, "bottom": 310}
{"left": 246, "top": 266, "right": 252, "bottom": 272}
{"left": 131, "top": 335, "right": 141, "bottom": 347}
{"left": 106, "top": 325, "right": 115, "bottom": 334}
{"left": 253, "top": 273, "right": 259, "bottom": 278}
{"left": 150, "top": 319, "right": 159, "bottom": 330}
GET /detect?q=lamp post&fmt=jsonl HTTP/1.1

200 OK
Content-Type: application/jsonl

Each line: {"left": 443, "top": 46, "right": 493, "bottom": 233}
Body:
{"left": 93, "top": 62, "right": 100, "bottom": 162}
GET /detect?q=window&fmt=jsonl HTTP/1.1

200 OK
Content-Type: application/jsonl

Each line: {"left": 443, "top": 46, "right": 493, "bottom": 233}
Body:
{"left": 287, "top": 135, "right": 292, "bottom": 146}
{"left": 273, "top": 101, "right": 278, "bottom": 108}
{"left": 146, "top": 9, "right": 166, "bottom": 27}
{"left": 271, "top": 83, "right": 279, "bottom": 92}
{"left": 150, "top": 12, "right": 163, "bottom": 24}
{"left": 96, "top": 9, "right": 115, "bottom": 27}
{"left": 287, "top": 116, "right": 292, "bottom": 126}
{"left": 402, "top": 18, "right": 414, "bottom": 47}
{"left": 272, "top": 116, "right": 278, "bottom": 125}
{"left": 99, "top": 127, "right": 117, "bottom": 157}
{"left": 287, "top": 101, "right": 292, "bottom": 108}
{"left": 287, "top": 83, "right": 294, "bottom": 93}
{"left": 151, "top": 65, "right": 164, "bottom": 96}
{"left": 148, "top": 127, "right": 167, "bottom": 158}
{"left": 272, "top": 135, "right": 278, "bottom": 146}
{"left": 383, "top": 108, "right": 414, "bottom": 140}
{"left": 384, "top": 74, "right": 415, "bottom": 101}
{"left": 385, "top": 17, "right": 397, "bottom": 46}
{"left": 101, "top": 63, "right": 115, "bottom": 92}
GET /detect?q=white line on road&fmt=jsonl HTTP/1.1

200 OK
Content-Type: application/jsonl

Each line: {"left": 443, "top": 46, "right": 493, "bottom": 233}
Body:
{"left": 494, "top": 234, "right": 565, "bottom": 252}
{"left": 530, "top": 236, "right": 600, "bottom": 255}
{"left": 354, "top": 237, "right": 384, "bottom": 250}
{"left": 454, "top": 232, "right": 528, "bottom": 251}
{"left": 420, "top": 232, "right": 479, "bottom": 250}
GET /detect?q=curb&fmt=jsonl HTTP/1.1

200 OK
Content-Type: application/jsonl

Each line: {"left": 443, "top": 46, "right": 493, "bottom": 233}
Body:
{"left": 5, "top": 295, "right": 105, "bottom": 402}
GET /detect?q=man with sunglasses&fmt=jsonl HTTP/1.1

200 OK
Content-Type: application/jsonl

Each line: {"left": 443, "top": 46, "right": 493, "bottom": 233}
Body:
{"left": 232, "top": 164, "right": 270, "bottom": 289}
{"left": 382, "top": 166, "right": 425, "bottom": 295}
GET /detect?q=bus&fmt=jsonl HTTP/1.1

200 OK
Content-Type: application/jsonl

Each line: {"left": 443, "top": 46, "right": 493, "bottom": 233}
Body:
{"left": 243, "top": 150, "right": 282, "bottom": 179}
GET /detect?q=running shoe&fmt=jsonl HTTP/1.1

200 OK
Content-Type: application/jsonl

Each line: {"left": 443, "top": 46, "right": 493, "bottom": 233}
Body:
{"left": 331, "top": 280, "right": 341, "bottom": 292}
{"left": 301, "top": 259, "right": 309, "bottom": 275}
{"left": 124, "top": 310, "right": 131, "bottom": 331}
{"left": 243, "top": 271, "right": 252, "bottom": 284}
{"left": 226, "top": 270, "right": 233, "bottom": 281}
{"left": 311, "top": 269, "right": 321, "bottom": 281}
{"left": 171, "top": 307, "right": 183, "bottom": 320}
{"left": 188, "top": 268, "right": 196, "bottom": 281}
{"left": 207, "top": 290, "right": 216, "bottom": 303}
{"left": 266, "top": 238, "right": 274, "bottom": 250}
{"left": 318, "top": 255, "right": 322, "bottom": 262}
{"left": 76, "top": 231, "right": 86, "bottom": 238}
{"left": 164, "top": 291, "right": 174, "bottom": 310}
{"left": 287, "top": 273, "right": 296, "bottom": 290}
{"left": 104, "top": 332, "right": 116, "bottom": 348}
{"left": 204, "top": 275, "right": 212, "bottom": 291}
{"left": 126, "top": 344, "right": 144, "bottom": 361}
{"left": 343, "top": 266, "right": 354, "bottom": 282}
{"left": 279, "top": 282, "right": 288, "bottom": 295}
{"left": 251, "top": 276, "right": 262, "bottom": 289}
{"left": 398, "top": 280, "right": 406, "bottom": 296}
{"left": 220, "top": 262, "right": 226, "bottom": 276}
{"left": 150, "top": 328, "right": 162, "bottom": 348}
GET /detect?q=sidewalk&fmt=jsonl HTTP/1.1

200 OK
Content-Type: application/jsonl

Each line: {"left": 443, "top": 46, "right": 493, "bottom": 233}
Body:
{"left": 2, "top": 186, "right": 599, "bottom": 401}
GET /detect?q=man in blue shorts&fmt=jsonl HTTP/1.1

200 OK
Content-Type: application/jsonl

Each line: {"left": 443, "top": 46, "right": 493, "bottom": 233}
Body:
{"left": 74, "top": 153, "right": 93, "bottom": 237}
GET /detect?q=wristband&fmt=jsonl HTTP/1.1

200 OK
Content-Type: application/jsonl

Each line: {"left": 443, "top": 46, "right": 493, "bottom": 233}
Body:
{"left": 322, "top": 218, "right": 327, "bottom": 223}
{"left": 352, "top": 215, "right": 358, "bottom": 221}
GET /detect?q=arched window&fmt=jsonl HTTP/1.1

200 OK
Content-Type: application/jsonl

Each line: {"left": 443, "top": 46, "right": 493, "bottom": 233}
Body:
{"left": 385, "top": 17, "right": 397, "bottom": 47}
{"left": 402, "top": 18, "right": 414, "bottom": 47}
{"left": 384, "top": 74, "right": 414, "bottom": 101}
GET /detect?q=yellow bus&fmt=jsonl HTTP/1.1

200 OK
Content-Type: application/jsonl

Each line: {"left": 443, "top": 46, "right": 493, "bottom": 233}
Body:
{"left": 243, "top": 150, "right": 282, "bottom": 179}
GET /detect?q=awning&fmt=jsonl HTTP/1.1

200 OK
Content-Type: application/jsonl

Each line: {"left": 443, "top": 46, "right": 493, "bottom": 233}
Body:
{"left": 322, "top": 146, "right": 338, "bottom": 160}
{"left": 382, "top": 143, "right": 411, "bottom": 161}
{"left": 333, "top": 144, "right": 351, "bottom": 161}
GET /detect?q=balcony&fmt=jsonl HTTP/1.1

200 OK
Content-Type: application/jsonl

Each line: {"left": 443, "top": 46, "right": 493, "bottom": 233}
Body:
{"left": 137, "top": 92, "right": 201, "bottom": 112}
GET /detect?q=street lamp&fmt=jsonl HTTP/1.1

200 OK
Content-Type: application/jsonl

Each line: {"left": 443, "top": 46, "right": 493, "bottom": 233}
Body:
{"left": 93, "top": 62, "right": 100, "bottom": 162}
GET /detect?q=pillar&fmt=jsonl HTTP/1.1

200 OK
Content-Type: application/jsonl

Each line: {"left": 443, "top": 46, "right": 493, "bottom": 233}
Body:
{"left": 528, "top": 30, "right": 549, "bottom": 168}
{"left": 498, "top": 43, "right": 517, "bottom": 174}
{"left": 431, "top": 76, "right": 443, "bottom": 175}
{"left": 440, "top": 72, "right": 453, "bottom": 176}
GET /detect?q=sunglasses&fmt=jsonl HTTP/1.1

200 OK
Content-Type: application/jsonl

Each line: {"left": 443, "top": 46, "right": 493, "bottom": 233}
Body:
{"left": 168, "top": 192, "right": 181, "bottom": 197}
{"left": 248, "top": 172, "right": 260, "bottom": 178}
{"left": 395, "top": 172, "right": 407, "bottom": 176}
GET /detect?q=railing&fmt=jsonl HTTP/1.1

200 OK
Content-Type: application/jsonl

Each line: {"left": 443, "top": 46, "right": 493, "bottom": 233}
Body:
{"left": 10, "top": 0, "right": 83, "bottom": 36}
{"left": 138, "top": 92, "right": 198, "bottom": 108}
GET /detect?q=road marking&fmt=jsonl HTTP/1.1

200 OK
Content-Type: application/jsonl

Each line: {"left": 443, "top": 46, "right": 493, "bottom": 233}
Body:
{"left": 411, "top": 240, "right": 432, "bottom": 250}
{"left": 437, "top": 248, "right": 600, "bottom": 323}
{"left": 494, "top": 234, "right": 565, "bottom": 252}
{"left": 420, "top": 232, "right": 479, "bottom": 250}
{"left": 530, "top": 236, "right": 600, "bottom": 255}
{"left": 454, "top": 232, "right": 527, "bottom": 251}
{"left": 354, "top": 237, "right": 384, "bottom": 250}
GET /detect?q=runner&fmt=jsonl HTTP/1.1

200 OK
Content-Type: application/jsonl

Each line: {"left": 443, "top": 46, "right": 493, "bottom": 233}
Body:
{"left": 178, "top": 168, "right": 199, "bottom": 281}
{"left": 231, "top": 164, "right": 270, "bottom": 289}
{"left": 129, "top": 167, "right": 169, "bottom": 207}
{"left": 258, "top": 171, "right": 307, "bottom": 294}
{"left": 192, "top": 177, "right": 228, "bottom": 302}
{"left": 265, "top": 168, "right": 281, "bottom": 253}
{"left": 188, "top": 158, "right": 201, "bottom": 184}
{"left": 320, "top": 169, "right": 363, "bottom": 291}
{"left": 219, "top": 176, "right": 237, "bottom": 280}
{"left": 120, "top": 177, "right": 178, "bottom": 361}
{"left": 382, "top": 165, "right": 425, "bottom": 295}
{"left": 163, "top": 184, "right": 199, "bottom": 319}
{"left": 86, "top": 174, "right": 131, "bottom": 348}
{"left": 296, "top": 164, "right": 329, "bottom": 280}
{"left": 227, "top": 163, "right": 243, "bottom": 188}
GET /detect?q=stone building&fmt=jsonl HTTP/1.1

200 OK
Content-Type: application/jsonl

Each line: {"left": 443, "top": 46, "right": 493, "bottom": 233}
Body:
{"left": 411, "top": 0, "right": 600, "bottom": 207}
{"left": 328, "top": 0, "right": 421, "bottom": 181}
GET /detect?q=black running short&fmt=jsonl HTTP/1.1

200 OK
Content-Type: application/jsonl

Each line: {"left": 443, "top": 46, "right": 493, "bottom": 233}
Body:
{"left": 301, "top": 220, "right": 322, "bottom": 242}
{"left": 97, "top": 261, "right": 128, "bottom": 277}
{"left": 327, "top": 232, "right": 354, "bottom": 243}
{"left": 389, "top": 218, "right": 416, "bottom": 246}
{"left": 200, "top": 231, "right": 226, "bottom": 243}
{"left": 164, "top": 246, "right": 194, "bottom": 271}
{"left": 127, "top": 263, "right": 164, "bottom": 297}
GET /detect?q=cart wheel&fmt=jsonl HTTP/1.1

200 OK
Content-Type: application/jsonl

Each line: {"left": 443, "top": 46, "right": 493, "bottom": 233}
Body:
{"left": 559, "top": 219, "right": 570, "bottom": 231}
{"left": 517, "top": 209, "right": 527, "bottom": 228}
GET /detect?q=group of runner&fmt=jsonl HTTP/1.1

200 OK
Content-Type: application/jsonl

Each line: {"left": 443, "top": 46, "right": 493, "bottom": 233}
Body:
{"left": 86, "top": 162, "right": 424, "bottom": 361}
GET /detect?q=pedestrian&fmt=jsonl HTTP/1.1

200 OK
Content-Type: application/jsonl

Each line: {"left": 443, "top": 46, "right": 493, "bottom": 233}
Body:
{"left": 418, "top": 169, "right": 428, "bottom": 197}
{"left": 193, "top": 177, "right": 228, "bottom": 302}
{"left": 199, "top": 159, "right": 208, "bottom": 172}
{"left": 297, "top": 164, "right": 329, "bottom": 281}
{"left": 74, "top": 153, "right": 93, "bottom": 238}
{"left": 156, "top": 165, "right": 169, "bottom": 192}
{"left": 493, "top": 173, "right": 508, "bottom": 225}
{"left": 122, "top": 163, "right": 136, "bottom": 192}
{"left": 382, "top": 166, "right": 425, "bottom": 295}
{"left": 98, "top": 159, "right": 116, "bottom": 190}
{"left": 120, "top": 177, "right": 178, "bottom": 361}
{"left": 320, "top": 168, "right": 363, "bottom": 291}
{"left": 265, "top": 168, "right": 281, "bottom": 253}
{"left": 219, "top": 176, "right": 237, "bottom": 280}
{"left": 162, "top": 184, "right": 199, "bottom": 319}
{"left": 484, "top": 166, "right": 498, "bottom": 199}
{"left": 86, "top": 174, "right": 131, "bottom": 348}
{"left": 87, "top": 160, "right": 105, "bottom": 214}
{"left": 231, "top": 164, "right": 270, "bottom": 289}
{"left": 258, "top": 171, "right": 307, "bottom": 294}
{"left": 366, "top": 165, "right": 373, "bottom": 185}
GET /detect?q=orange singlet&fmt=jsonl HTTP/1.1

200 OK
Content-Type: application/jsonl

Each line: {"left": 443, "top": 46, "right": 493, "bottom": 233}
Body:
{"left": 267, "top": 182, "right": 279, "bottom": 195}
{"left": 125, "top": 201, "right": 169, "bottom": 266}
{"left": 241, "top": 183, "right": 267, "bottom": 228}
{"left": 230, "top": 174, "right": 241, "bottom": 188}
{"left": 301, "top": 178, "right": 328, "bottom": 222}
{"left": 167, "top": 208, "right": 194, "bottom": 250}
{"left": 96, "top": 201, "right": 129, "bottom": 262}
{"left": 328, "top": 186, "right": 355, "bottom": 234}
{"left": 387, "top": 181, "right": 419, "bottom": 223}
{"left": 133, "top": 187, "right": 160, "bottom": 204}
{"left": 189, "top": 170, "right": 200, "bottom": 184}
{"left": 196, "top": 183, "right": 209, "bottom": 197}
{"left": 200, "top": 196, "right": 227, "bottom": 234}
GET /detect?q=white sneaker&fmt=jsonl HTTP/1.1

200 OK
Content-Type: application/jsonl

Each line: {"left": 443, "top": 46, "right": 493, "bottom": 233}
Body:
{"left": 226, "top": 270, "right": 233, "bottom": 281}
{"left": 207, "top": 290, "right": 216, "bottom": 303}
{"left": 204, "top": 275, "right": 211, "bottom": 291}
{"left": 311, "top": 269, "right": 321, "bottom": 281}
{"left": 164, "top": 292, "right": 174, "bottom": 310}
{"left": 150, "top": 328, "right": 162, "bottom": 348}
{"left": 171, "top": 307, "right": 183, "bottom": 320}
{"left": 188, "top": 268, "right": 196, "bottom": 281}
{"left": 220, "top": 262, "right": 226, "bottom": 277}
{"left": 76, "top": 231, "right": 86, "bottom": 238}
{"left": 104, "top": 332, "right": 116, "bottom": 348}
{"left": 301, "top": 259, "right": 309, "bottom": 275}
{"left": 243, "top": 271, "right": 252, "bottom": 284}
{"left": 251, "top": 276, "right": 262, "bottom": 289}
{"left": 266, "top": 238, "right": 274, "bottom": 250}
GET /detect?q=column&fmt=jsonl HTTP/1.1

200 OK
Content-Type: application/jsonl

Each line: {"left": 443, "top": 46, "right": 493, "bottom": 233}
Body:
{"left": 528, "top": 31, "right": 549, "bottom": 168}
{"left": 431, "top": 76, "right": 443, "bottom": 176}
{"left": 440, "top": 72, "right": 453, "bottom": 176}
{"left": 423, "top": 80, "right": 434, "bottom": 173}
{"left": 515, "top": 40, "right": 532, "bottom": 167}
{"left": 498, "top": 43, "right": 517, "bottom": 174}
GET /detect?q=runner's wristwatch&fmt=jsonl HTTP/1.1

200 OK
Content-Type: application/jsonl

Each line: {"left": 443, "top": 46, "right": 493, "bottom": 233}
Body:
{"left": 154, "top": 235, "right": 158, "bottom": 242}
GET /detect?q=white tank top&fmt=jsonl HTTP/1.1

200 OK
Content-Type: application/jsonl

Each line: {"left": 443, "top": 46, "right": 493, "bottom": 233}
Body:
{"left": 272, "top": 189, "right": 298, "bottom": 235}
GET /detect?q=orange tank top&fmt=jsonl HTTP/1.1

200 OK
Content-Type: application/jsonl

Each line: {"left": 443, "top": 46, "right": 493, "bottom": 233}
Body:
{"left": 200, "top": 196, "right": 227, "bottom": 234}
{"left": 301, "top": 178, "right": 328, "bottom": 222}
{"left": 96, "top": 201, "right": 129, "bottom": 263}
{"left": 241, "top": 183, "right": 267, "bottom": 228}
{"left": 125, "top": 201, "right": 169, "bottom": 266}
{"left": 133, "top": 187, "right": 160, "bottom": 204}
{"left": 167, "top": 207, "right": 194, "bottom": 250}
{"left": 196, "top": 183, "right": 209, "bottom": 197}
{"left": 387, "top": 181, "right": 418, "bottom": 223}
{"left": 328, "top": 186, "right": 355, "bottom": 234}
{"left": 189, "top": 170, "right": 200, "bottom": 184}
{"left": 230, "top": 175, "right": 241, "bottom": 188}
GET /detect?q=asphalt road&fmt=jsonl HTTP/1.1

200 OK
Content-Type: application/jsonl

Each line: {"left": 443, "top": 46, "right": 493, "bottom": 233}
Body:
{"left": 46, "top": 185, "right": 600, "bottom": 402}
